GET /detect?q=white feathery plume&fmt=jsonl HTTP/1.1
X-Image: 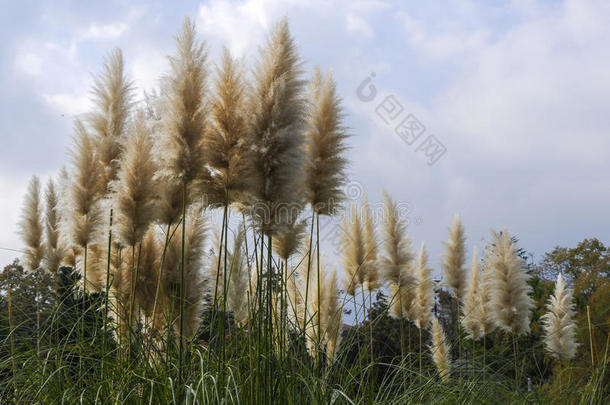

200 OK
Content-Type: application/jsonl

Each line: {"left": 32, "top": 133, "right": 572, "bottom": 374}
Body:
{"left": 362, "top": 193, "right": 380, "bottom": 292}
{"left": 441, "top": 214, "right": 467, "bottom": 302}
{"left": 412, "top": 242, "right": 434, "bottom": 329}
{"left": 342, "top": 205, "right": 365, "bottom": 296}
{"left": 485, "top": 229, "right": 534, "bottom": 336}
{"left": 18, "top": 176, "right": 44, "bottom": 270}
{"left": 541, "top": 274, "right": 579, "bottom": 360}
{"left": 111, "top": 112, "right": 158, "bottom": 248}
{"left": 248, "top": 18, "right": 307, "bottom": 235}
{"left": 430, "top": 317, "right": 452, "bottom": 382}
{"left": 226, "top": 225, "right": 249, "bottom": 324}
{"left": 68, "top": 119, "right": 103, "bottom": 249}
{"left": 203, "top": 48, "right": 256, "bottom": 207}
{"left": 89, "top": 48, "right": 133, "bottom": 194}
{"left": 323, "top": 269, "right": 343, "bottom": 363}
{"left": 155, "top": 17, "right": 208, "bottom": 225}
{"left": 44, "top": 179, "right": 65, "bottom": 273}
{"left": 462, "top": 246, "right": 483, "bottom": 339}
{"left": 305, "top": 66, "right": 349, "bottom": 216}
{"left": 380, "top": 191, "right": 415, "bottom": 319}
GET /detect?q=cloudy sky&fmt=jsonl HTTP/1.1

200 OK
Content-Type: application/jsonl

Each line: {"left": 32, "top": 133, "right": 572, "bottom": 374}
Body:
{"left": 1, "top": 0, "right": 609, "bottom": 273}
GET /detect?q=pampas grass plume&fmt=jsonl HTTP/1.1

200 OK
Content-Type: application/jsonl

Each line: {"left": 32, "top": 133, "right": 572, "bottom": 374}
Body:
{"left": 430, "top": 316, "right": 452, "bottom": 382}
{"left": 541, "top": 274, "right": 578, "bottom": 360}
{"left": 362, "top": 193, "right": 379, "bottom": 292}
{"left": 305, "top": 66, "right": 349, "bottom": 215}
{"left": 111, "top": 112, "right": 158, "bottom": 247}
{"left": 485, "top": 229, "right": 534, "bottom": 336}
{"left": 203, "top": 48, "right": 255, "bottom": 206}
{"left": 44, "top": 179, "right": 65, "bottom": 272}
{"left": 19, "top": 176, "right": 44, "bottom": 270}
{"left": 442, "top": 214, "right": 467, "bottom": 301}
{"left": 248, "top": 18, "right": 306, "bottom": 235}
{"left": 69, "top": 119, "right": 103, "bottom": 248}
{"left": 90, "top": 48, "right": 133, "bottom": 193}
{"left": 413, "top": 242, "right": 434, "bottom": 329}
{"left": 342, "top": 205, "right": 365, "bottom": 296}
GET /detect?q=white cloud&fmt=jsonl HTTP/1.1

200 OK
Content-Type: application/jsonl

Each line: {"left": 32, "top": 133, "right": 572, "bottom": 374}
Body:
{"left": 82, "top": 22, "right": 129, "bottom": 41}
{"left": 198, "top": 0, "right": 277, "bottom": 57}
{"left": 346, "top": 13, "right": 374, "bottom": 39}
{"left": 14, "top": 51, "right": 43, "bottom": 77}
{"left": 43, "top": 93, "right": 92, "bottom": 116}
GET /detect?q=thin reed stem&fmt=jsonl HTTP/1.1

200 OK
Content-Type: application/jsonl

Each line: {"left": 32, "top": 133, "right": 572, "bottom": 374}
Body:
{"left": 102, "top": 209, "right": 113, "bottom": 377}
{"left": 221, "top": 203, "right": 229, "bottom": 367}
{"left": 178, "top": 182, "right": 186, "bottom": 392}
{"left": 303, "top": 213, "right": 315, "bottom": 340}
{"left": 7, "top": 275, "right": 17, "bottom": 397}
{"left": 151, "top": 222, "right": 172, "bottom": 339}
{"left": 587, "top": 305, "right": 595, "bottom": 366}
{"left": 316, "top": 213, "right": 321, "bottom": 366}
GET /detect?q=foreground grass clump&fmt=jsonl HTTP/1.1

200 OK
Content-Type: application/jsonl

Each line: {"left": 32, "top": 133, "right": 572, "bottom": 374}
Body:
{"left": 1, "top": 15, "right": 609, "bottom": 405}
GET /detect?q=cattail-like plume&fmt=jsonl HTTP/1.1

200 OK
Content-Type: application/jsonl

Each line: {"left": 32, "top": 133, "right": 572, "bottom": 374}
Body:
{"left": 248, "top": 18, "right": 306, "bottom": 235}
{"left": 159, "top": 17, "right": 207, "bottom": 186}
{"left": 160, "top": 207, "right": 207, "bottom": 340}
{"left": 462, "top": 247, "right": 495, "bottom": 339}
{"left": 226, "top": 225, "right": 249, "bottom": 324}
{"left": 380, "top": 191, "right": 415, "bottom": 319}
{"left": 18, "top": 176, "right": 44, "bottom": 270}
{"left": 301, "top": 256, "right": 342, "bottom": 362}
{"left": 134, "top": 229, "right": 161, "bottom": 319}
{"left": 44, "top": 179, "right": 65, "bottom": 273}
{"left": 273, "top": 218, "right": 308, "bottom": 261}
{"left": 541, "top": 274, "right": 578, "bottom": 360}
{"left": 90, "top": 48, "right": 133, "bottom": 194}
{"left": 476, "top": 261, "right": 495, "bottom": 338}
{"left": 305, "top": 66, "right": 349, "bottom": 216}
{"left": 485, "top": 229, "right": 534, "bottom": 336}
{"left": 342, "top": 206, "right": 365, "bottom": 296}
{"left": 430, "top": 317, "right": 451, "bottom": 382}
{"left": 441, "top": 214, "right": 467, "bottom": 302}
{"left": 68, "top": 119, "right": 103, "bottom": 249}
{"left": 362, "top": 194, "right": 379, "bottom": 292}
{"left": 323, "top": 269, "right": 343, "bottom": 363}
{"left": 462, "top": 247, "right": 483, "bottom": 339}
{"left": 156, "top": 17, "right": 208, "bottom": 223}
{"left": 203, "top": 48, "right": 256, "bottom": 206}
{"left": 412, "top": 242, "right": 434, "bottom": 329}
{"left": 301, "top": 254, "right": 326, "bottom": 354}
{"left": 111, "top": 112, "right": 158, "bottom": 248}
{"left": 56, "top": 167, "right": 77, "bottom": 267}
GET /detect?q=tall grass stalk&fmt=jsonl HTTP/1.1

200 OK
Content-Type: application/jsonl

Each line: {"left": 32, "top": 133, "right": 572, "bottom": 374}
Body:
{"left": 102, "top": 209, "right": 113, "bottom": 377}
{"left": 178, "top": 182, "right": 186, "bottom": 392}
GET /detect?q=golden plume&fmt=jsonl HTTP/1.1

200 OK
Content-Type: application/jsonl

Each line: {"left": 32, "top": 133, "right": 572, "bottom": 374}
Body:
{"left": 412, "top": 242, "right": 434, "bottom": 329}
{"left": 362, "top": 193, "right": 380, "bottom": 292}
{"left": 203, "top": 48, "right": 256, "bottom": 206}
{"left": 90, "top": 48, "right": 133, "bottom": 194}
{"left": 248, "top": 18, "right": 307, "bottom": 235}
{"left": 160, "top": 206, "right": 207, "bottom": 340}
{"left": 273, "top": 217, "right": 308, "bottom": 261}
{"left": 18, "top": 176, "right": 44, "bottom": 270}
{"left": 342, "top": 205, "right": 365, "bottom": 296}
{"left": 485, "top": 229, "right": 534, "bottom": 336}
{"left": 68, "top": 119, "right": 103, "bottom": 249}
{"left": 44, "top": 179, "right": 65, "bottom": 273}
{"left": 111, "top": 112, "right": 158, "bottom": 248}
{"left": 156, "top": 17, "right": 208, "bottom": 225}
{"left": 305, "top": 66, "right": 349, "bottom": 216}
{"left": 441, "top": 214, "right": 467, "bottom": 302}
{"left": 380, "top": 191, "right": 415, "bottom": 319}
{"left": 430, "top": 317, "right": 451, "bottom": 382}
